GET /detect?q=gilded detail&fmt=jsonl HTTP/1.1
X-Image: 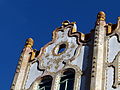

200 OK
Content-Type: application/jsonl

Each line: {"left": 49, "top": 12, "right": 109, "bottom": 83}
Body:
{"left": 62, "top": 20, "right": 70, "bottom": 26}
{"left": 25, "top": 38, "right": 34, "bottom": 48}
{"left": 97, "top": 11, "right": 106, "bottom": 21}
{"left": 30, "top": 49, "right": 37, "bottom": 60}
{"left": 107, "top": 23, "right": 112, "bottom": 34}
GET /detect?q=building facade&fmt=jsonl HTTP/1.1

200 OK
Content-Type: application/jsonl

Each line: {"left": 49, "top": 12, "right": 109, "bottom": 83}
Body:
{"left": 11, "top": 11, "right": 120, "bottom": 90}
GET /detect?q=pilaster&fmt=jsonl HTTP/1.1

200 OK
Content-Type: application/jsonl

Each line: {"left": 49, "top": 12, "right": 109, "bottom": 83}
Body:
{"left": 11, "top": 38, "right": 34, "bottom": 90}
{"left": 90, "top": 11, "right": 106, "bottom": 90}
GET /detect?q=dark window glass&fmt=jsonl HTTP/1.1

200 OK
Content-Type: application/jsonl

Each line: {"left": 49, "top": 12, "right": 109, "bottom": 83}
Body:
{"left": 59, "top": 68, "right": 75, "bottom": 90}
{"left": 38, "top": 75, "right": 52, "bottom": 90}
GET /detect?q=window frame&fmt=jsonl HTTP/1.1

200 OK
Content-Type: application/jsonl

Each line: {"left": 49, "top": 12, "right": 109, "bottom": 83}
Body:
{"left": 53, "top": 65, "right": 82, "bottom": 90}
{"left": 59, "top": 68, "right": 75, "bottom": 90}
{"left": 30, "top": 65, "right": 82, "bottom": 90}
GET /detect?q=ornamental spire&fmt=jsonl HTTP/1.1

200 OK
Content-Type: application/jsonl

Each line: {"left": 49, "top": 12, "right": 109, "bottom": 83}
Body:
{"left": 62, "top": 20, "right": 70, "bottom": 26}
{"left": 97, "top": 11, "right": 106, "bottom": 21}
{"left": 25, "top": 38, "right": 34, "bottom": 48}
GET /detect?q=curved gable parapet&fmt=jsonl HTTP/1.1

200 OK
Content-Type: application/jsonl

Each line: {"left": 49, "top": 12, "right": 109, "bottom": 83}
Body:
{"left": 106, "top": 17, "right": 120, "bottom": 38}
{"left": 36, "top": 21, "right": 91, "bottom": 73}
{"left": 113, "top": 17, "right": 120, "bottom": 42}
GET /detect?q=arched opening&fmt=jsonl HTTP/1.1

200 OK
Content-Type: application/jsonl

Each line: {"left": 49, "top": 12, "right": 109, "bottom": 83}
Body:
{"left": 37, "top": 75, "right": 53, "bottom": 90}
{"left": 59, "top": 68, "right": 75, "bottom": 90}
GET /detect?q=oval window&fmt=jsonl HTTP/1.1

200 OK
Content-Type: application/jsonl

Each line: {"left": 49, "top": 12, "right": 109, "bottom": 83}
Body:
{"left": 53, "top": 42, "right": 68, "bottom": 56}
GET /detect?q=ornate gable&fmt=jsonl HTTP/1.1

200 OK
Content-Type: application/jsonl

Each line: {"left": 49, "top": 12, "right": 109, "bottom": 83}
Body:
{"left": 11, "top": 11, "right": 120, "bottom": 90}
{"left": 37, "top": 21, "right": 85, "bottom": 72}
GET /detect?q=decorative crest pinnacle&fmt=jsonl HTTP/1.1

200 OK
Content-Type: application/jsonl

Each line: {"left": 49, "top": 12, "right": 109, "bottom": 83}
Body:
{"left": 62, "top": 20, "right": 70, "bottom": 26}
{"left": 25, "top": 38, "right": 34, "bottom": 48}
{"left": 118, "top": 16, "right": 120, "bottom": 21}
{"left": 97, "top": 11, "right": 106, "bottom": 21}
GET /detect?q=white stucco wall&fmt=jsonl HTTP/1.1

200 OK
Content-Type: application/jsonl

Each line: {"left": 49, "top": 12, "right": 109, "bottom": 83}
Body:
{"left": 25, "top": 62, "right": 42, "bottom": 89}
{"left": 107, "top": 36, "right": 120, "bottom": 90}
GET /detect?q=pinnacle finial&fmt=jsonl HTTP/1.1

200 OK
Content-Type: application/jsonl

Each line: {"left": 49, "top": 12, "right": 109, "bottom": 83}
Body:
{"left": 118, "top": 17, "right": 120, "bottom": 21}
{"left": 97, "top": 11, "right": 106, "bottom": 21}
{"left": 25, "top": 38, "right": 34, "bottom": 48}
{"left": 62, "top": 20, "right": 70, "bottom": 26}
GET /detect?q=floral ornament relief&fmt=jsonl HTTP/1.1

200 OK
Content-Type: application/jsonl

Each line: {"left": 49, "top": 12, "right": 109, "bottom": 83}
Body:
{"left": 37, "top": 27, "right": 81, "bottom": 72}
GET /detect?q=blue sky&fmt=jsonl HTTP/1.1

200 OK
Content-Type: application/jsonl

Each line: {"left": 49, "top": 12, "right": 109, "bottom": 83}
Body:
{"left": 0, "top": 0, "right": 120, "bottom": 89}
